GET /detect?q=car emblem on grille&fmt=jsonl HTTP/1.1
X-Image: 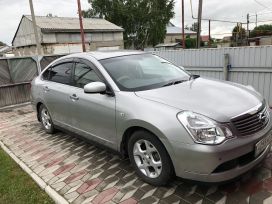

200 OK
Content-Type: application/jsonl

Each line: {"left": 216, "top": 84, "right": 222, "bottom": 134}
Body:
{"left": 258, "top": 111, "right": 267, "bottom": 123}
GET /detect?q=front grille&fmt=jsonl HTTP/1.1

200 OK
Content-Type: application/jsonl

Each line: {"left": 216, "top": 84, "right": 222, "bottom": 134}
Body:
{"left": 231, "top": 106, "right": 270, "bottom": 136}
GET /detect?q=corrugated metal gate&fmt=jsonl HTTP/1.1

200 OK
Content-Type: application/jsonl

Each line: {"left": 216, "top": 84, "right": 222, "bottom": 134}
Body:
{"left": 153, "top": 46, "right": 272, "bottom": 106}
{"left": 0, "top": 55, "right": 64, "bottom": 108}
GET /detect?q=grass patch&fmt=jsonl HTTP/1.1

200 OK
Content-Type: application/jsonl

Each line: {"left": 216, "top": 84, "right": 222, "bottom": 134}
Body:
{"left": 0, "top": 148, "right": 54, "bottom": 204}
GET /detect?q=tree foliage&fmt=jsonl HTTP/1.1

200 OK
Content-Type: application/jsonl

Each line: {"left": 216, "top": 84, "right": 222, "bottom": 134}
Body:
{"left": 82, "top": 0, "right": 175, "bottom": 49}
{"left": 185, "top": 38, "right": 196, "bottom": 48}
{"left": 250, "top": 24, "right": 272, "bottom": 37}
{"left": 232, "top": 25, "right": 246, "bottom": 40}
{"left": 0, "top": 41, "right": 6, "bottom": 46}
{"left": 231, "top": 25, "right": 247, "bottom": 46}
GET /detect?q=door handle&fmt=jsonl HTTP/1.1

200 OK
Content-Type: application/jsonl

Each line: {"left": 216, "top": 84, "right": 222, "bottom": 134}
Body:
{"left": 43, "top": 86, "right": 50, "bottom": 92}
{"left": 70, "top": 94, "right": 79, "bottom": 101}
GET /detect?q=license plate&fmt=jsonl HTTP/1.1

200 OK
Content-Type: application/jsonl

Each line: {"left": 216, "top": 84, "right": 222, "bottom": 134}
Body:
{"left": 255, "top": 131, "right": 272, "bottom": 157}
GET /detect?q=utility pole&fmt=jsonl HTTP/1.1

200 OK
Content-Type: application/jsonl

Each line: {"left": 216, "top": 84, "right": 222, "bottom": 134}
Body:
{"left": 196, "top": 0, "right": 203, "bottom": 48}
{"left": 255, "top": 13, "right": 258, "bottom": 27}
{"left": 77, "top": 0, "right": 86, "bottom": 52}
{"left": 246, "top": 13, "right": 249, "bottom": 32}
{"left": 29, "top": 0, "right": 42, "bottom": 55}
{"left": 181, "top": 0, "right": 185, "bottom": 49}
{"left": 247, "top": 14, "right": 249, "bottom": 45}
{"left": 208, "top": 20, "right": 211, "bottom": 48}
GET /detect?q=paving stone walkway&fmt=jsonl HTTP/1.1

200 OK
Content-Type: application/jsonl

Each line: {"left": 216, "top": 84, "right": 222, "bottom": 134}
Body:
{"left": 1, "top": 105, "right": 272, "bottom": 204}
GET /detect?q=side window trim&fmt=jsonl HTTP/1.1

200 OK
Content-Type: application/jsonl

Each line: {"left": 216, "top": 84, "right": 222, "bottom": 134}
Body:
{"left": 72, "top": 62, "right": 96, "bottom": 88}
{"left": 45, "top": 59, "right": 75, "bottom": 86}
{"left": 72, "top": 58, "right": 115, "bottom": 96}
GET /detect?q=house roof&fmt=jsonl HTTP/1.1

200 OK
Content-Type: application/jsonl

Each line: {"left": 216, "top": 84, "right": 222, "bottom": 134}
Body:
{"left": 167, "top": 23, "right": 196, "bottom": 35}
{"left": 24, "top": 15, "right": 124, "bottom": 32}
{"left": 0, "top": 46, "right": 12, "bottom": 54}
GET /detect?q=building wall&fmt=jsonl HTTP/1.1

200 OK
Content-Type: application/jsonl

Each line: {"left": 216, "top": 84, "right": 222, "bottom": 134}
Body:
{"left": 260, "top": 37, "right": 272, "bottom": 46}
{"left": 13, "top": 17, "right": 42, "bottom": 47}
{"left": 13, "top": 40, "right": 124, "bottom": 56}
{"left": 13, "top": 16, "right": 124, "bottom": 56}
{"left": 42, "top": 32, "right": 123, "bottom": 44}
{"left": 14, "top": 29, "right": 124, "bottom": 56}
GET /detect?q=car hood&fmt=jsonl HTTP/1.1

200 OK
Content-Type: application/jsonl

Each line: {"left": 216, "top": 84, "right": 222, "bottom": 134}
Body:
{"left": 135, "top": 78, "right": 263, "bottom": 122}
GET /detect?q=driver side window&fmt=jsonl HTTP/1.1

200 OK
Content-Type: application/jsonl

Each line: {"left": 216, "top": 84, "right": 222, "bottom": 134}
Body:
{"left": 73, "top": 63, "right": 102, "bottom": 88}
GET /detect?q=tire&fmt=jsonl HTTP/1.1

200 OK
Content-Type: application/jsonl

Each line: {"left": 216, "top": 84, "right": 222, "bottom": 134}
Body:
{"left": 128, "top": 130, "right": 174, "bottom": 186}
{"left": 38, "top": 104, "right": 55, "bottom": 134}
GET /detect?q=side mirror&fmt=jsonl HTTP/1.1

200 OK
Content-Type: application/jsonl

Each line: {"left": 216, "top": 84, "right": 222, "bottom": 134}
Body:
{"left": 84, "top": 82, "right": 106, "bottom": 94}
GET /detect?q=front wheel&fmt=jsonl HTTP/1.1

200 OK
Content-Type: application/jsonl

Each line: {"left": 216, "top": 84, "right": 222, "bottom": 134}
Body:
{"left": 128, "top": 130, "right": 174, "bottom": 186}
{"left": 39, "top": 104, "right": 55, "bottom": 134}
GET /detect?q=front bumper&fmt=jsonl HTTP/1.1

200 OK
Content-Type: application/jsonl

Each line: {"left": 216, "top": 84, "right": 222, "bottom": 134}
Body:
{"left": 171, "top": 124, "right": 272, "bottom": 183}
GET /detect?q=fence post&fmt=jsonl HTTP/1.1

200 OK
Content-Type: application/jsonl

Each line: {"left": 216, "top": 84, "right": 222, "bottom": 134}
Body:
{"left": 223, "top": 54, "right": 229, "bottom": 81}
{"left": 32, "top": 55, "right": 42, "bottom": 74}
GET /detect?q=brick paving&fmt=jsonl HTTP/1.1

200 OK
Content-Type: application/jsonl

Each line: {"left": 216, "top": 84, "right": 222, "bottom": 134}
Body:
{"left": 1, "top": 105, "right": 272, "bottom": 204}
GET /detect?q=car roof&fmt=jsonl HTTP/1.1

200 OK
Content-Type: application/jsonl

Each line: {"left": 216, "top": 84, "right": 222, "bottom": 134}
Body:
{"left": 64, "top": 50, "right": 146, "bottom": 61}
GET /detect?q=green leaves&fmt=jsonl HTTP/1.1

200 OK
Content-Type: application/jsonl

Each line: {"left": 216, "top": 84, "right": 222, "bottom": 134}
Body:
{"left": 250, "top": 24, "right": 272, "bottom": 38}
{"left": 83, "top": 0, "right": 175, "bottom": 49}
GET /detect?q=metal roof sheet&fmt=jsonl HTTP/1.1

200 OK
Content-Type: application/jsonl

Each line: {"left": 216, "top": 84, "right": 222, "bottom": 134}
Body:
{"left": 25, "top": 15, "right": 124, "bottom": 32}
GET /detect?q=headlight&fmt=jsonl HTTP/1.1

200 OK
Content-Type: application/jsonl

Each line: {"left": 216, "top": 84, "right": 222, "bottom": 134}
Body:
{"left": 177, "top": 111, "right": 233, "bottom": 145}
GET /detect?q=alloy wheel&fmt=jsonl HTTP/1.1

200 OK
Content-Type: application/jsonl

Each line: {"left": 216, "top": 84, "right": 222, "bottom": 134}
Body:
{"left": 133, "top": 139, "right": 162, "bottom": 178}
{"left": 41, "top": 108, "right": 52, "bottom": 130}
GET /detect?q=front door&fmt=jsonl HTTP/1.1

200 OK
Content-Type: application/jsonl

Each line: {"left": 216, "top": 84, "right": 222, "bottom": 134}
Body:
{"left": 68, "top": 60, "right": 116, "bottom": 148}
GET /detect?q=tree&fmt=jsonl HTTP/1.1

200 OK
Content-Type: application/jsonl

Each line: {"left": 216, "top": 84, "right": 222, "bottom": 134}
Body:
{"left": 185, "top": 38, "right": 196, "bottom": 48}
{"left": 0, "top": 41, "right": 6, "bottom": 46}
{"left": 82, "top": 0, "right": 175, "bottom": 49}
{"left": 232, "top": 25, "right": 246, "bottom": 46}
{"left": 250, "top": 24, "right": 272, "bottom": 37}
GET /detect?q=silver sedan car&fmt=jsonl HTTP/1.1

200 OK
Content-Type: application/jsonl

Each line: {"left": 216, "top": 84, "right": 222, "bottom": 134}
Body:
{"left": 31, "top": 51, "right": 272, "bottom": 186}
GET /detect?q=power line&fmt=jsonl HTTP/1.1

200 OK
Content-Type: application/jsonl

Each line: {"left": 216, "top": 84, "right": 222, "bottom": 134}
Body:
{"left": 254, "top": 0, "right": 272, "bottom": 11}
{"left": 249, "top": 11, "right": 272, "bottom": 17}
{"left": 189, "top": 0, "right": 245, "bottom": 24}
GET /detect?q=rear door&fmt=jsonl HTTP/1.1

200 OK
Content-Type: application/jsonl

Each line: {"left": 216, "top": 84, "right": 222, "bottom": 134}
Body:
{"left": 42, "top": 59, "right": 74, "bottom": 127}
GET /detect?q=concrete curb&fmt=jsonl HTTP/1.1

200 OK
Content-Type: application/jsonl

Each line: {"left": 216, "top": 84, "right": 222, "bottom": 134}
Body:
{"left": 0, "top": 141, "right": 69, "bottom": 204}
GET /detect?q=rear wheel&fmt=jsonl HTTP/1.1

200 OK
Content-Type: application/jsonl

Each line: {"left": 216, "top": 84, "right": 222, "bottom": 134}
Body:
{"left": 39, "top": 104, "right": 55, "bottom": 134}
{"left": 128, "top": 130, "right": 174, "bottom": 186}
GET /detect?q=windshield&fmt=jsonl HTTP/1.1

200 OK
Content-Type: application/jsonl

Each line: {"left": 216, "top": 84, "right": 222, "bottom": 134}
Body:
{"left": 100, "top": 54, "right": 190, "bottom": 91}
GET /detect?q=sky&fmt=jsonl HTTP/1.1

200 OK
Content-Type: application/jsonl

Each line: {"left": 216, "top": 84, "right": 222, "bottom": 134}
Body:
{"left": 0, "top": 0, "right": 272, "bottom": 45}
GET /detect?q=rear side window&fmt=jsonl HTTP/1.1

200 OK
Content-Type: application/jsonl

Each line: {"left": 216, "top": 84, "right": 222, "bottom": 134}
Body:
{"left": 46, "top": 62, "right": 73, "bottom": 85}
{"left": 73, "top": 63, "right": 102, "bottom": 88}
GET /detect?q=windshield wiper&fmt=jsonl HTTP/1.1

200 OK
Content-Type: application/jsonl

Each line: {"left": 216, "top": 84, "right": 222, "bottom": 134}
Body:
{"left": 162, "top": 80, "right": 187, "bottom": 87}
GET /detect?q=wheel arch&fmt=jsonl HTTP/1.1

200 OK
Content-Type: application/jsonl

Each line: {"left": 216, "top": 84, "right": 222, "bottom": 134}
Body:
{"left": 36, "top": 102, "right": 43, "bottom": 121}
{"left": 119, "top": 121, "right": 175, "bottom": 170}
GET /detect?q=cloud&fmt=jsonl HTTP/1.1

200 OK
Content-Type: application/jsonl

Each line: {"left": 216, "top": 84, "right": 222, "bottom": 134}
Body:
{"left": 0, "top": 0, "right": 90, "bottom": 45}
{"left": 0, "top": 0, "right": 271, "bottom": 45}
{"left": 172, "top": 0, "right": 272, "bottom": 38}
